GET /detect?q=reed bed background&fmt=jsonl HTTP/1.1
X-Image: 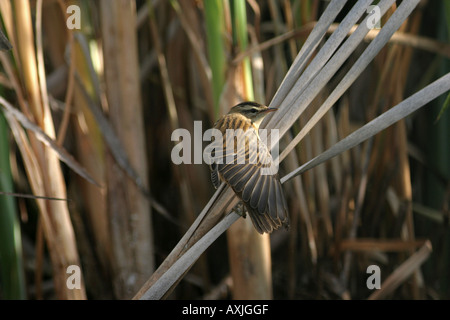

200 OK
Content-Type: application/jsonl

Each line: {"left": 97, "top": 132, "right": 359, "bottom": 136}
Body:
{"left": 0, "top": 0, "right": 449, "bottom": 300}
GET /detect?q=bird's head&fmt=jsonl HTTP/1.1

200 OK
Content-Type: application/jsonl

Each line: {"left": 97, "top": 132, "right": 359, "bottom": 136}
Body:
{"left": 229, "top": 101, "right": 277, "bottom": 128}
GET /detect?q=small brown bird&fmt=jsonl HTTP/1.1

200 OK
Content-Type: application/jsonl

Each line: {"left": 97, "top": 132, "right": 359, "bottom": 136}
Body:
{"left": 209, "top": 101, "right": 289, "bottom": 234}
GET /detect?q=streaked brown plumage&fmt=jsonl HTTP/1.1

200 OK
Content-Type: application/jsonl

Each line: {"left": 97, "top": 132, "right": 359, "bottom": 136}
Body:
{"left": 209, "top": 101, "right": 289, "bottom": 234}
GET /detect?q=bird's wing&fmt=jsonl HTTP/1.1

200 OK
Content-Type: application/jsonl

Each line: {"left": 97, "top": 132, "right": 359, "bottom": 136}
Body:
{"left": 208, "top": 133, "right": 224, "bottom": 189}
{"left": 215, "top": 127, "right": 289, "bottom": 233}
{"left": 210, "top": 163, "right": 220, "bottom": 189}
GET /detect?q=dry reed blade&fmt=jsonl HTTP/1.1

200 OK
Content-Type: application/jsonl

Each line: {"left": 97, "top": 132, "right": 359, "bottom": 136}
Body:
{"left": 1, "top": 0, "right": 87, "bottom": 299}
{"left": 139, "top": 212, "right": 240, "bottom": 300}
{"left": 338, "top": 239, "right": 427, "bottom": 252}
{"left": 0, "top": 96, "right": 100, "bottom": 186}
{"left": 327, "top": 23, "right": 450, "bottom": 59}
{"left": 0, "top": 190, "right": 69, "bottom": 201}
{"left": 267, "top": 0, "right": 349, "bottom": 110}
{"left": 133, "top": 183, "right": 237, "bottom": 299}
{"left": 368, "top": 241, "right": 432, "bottom": 300}
{"left": 274, "top": 0, "right": 397, "bottom": 161}
{"left": 282, "top": 72, "right": 450, "bottom": 183}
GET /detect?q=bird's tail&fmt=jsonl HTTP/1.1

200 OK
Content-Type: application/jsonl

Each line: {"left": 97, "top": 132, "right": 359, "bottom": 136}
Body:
{"left": 245, "top": 204, "right": 289, "bottom": 234}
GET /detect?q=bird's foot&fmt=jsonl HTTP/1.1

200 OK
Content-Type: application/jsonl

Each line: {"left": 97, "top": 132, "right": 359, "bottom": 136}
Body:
{"left": 233, "top": 202, "right": 247, "bottom": 219}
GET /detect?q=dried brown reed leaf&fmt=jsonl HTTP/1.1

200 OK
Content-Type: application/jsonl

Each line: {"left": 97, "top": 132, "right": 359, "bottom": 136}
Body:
{"left": 368, "top": 240, "right": 432, "bottom": 299}
{"left": 0, "top": 97, "right": 100, "bottom": 186}
{"left": 328, "top": 23, "right": 450, "bottom": 59}
{"left": 5, "top": 0, "right": 87, "bottom": 299}
{"left": 338, "top": 238, "right": 427, "bottom": 252}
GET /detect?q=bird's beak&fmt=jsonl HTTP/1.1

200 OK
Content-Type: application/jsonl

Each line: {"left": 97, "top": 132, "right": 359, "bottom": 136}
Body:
{"left": 264, "top": 107, "right": 277, "bottom": 113}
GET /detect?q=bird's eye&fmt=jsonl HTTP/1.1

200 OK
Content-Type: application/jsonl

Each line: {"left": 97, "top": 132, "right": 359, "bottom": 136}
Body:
{"left": 250, "top": 108, "right": 258, "bottom": 113}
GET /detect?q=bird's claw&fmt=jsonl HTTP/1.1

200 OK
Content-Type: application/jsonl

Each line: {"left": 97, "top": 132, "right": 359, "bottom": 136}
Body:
{"left": 233, "top": 202, "right": 247, "bottom": 218}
